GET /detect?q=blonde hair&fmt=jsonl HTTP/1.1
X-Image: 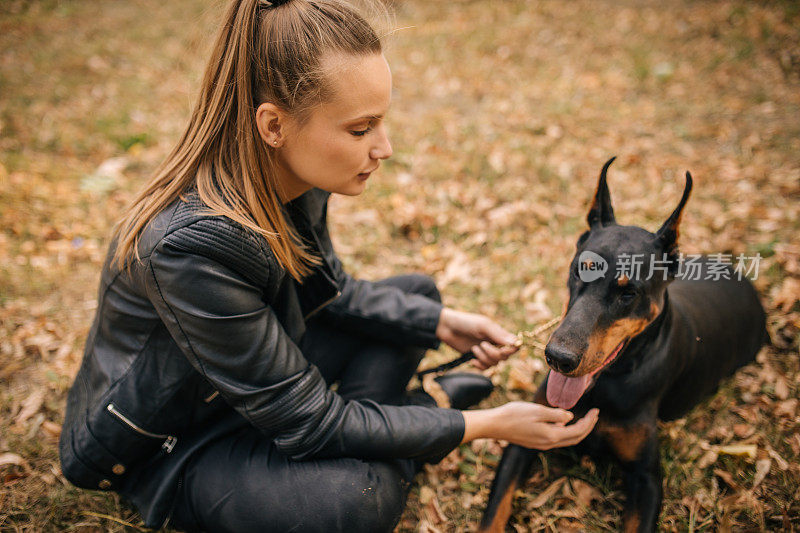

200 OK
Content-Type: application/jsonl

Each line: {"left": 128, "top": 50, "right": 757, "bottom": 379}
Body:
{"left": 112, "top": 0, "right": 384, "bottom": 280}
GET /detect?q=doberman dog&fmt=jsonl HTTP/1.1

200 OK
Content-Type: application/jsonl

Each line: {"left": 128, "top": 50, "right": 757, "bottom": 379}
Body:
{"left": 479, "top": 158, "right": 768, "bottom": 532}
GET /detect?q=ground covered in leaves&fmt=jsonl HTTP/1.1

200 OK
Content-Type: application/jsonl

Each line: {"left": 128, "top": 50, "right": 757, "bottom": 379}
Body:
{"left": 1, "top": 0, "right": 798, "bottom": 531}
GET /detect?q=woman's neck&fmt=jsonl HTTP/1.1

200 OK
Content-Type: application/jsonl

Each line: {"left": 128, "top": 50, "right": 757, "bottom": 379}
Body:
{"left": 281, "top": 182, "right": 314, "bottom": 204}
{"left": 275, "top": 161, "right": 314, "bottom": 204}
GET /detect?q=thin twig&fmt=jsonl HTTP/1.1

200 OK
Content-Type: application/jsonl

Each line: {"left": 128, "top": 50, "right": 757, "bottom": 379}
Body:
{"left": 514, "top": 316, "right": 562, "bottom": 349}
{"left": 80, "top": 511, "right": 149, "bottom": 531}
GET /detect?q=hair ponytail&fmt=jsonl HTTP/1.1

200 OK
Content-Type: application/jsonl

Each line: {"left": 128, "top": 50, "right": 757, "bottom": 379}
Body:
{"left": 112, "top": 0, "right": 384, "bottom": 281}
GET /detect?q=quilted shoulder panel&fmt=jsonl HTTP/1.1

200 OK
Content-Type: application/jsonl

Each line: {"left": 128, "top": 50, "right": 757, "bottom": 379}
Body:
{"left": 169, "top": 191, "right": 209, "bottom": 229}
{"left": 163, "top": 216, "right": 279, "bottom": 289}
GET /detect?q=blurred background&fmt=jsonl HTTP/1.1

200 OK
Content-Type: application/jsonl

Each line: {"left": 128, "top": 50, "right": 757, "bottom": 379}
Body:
{"left": 1, "top": 0, "right": 798, "bottom": 530}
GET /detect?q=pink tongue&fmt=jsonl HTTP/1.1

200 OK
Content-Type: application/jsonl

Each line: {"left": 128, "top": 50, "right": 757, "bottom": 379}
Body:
{"left": 546, "top": 371, "right": 592, "bottom": 409}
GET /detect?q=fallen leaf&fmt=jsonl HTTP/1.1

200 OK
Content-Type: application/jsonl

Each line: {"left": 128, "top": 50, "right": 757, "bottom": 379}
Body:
{"left": 421, "top": 374, "right": 450, "bottom": 408}
{"left": 419, "top": 486, "right": 436, "bottom": 505}
{"left": 775, "top": 398, "right": 797, "bottom": 418}
{"left": 771, "top": 277, "right": 800, "bottom": 312}
{"left": 0, "top": 453, "right": 30, "bottom": 472}
{"left": 718, "top": 492, "right": 745, "bottom": 509}
{"left": 41, "top": 420, "right": 62, "bottom": 439}
{"left": 713, "top": 468, "right": 740, "bottom": 490}
{"left": 774, "top": 376, "right": 790, "bottom": 400}
{"left": 424, "top": 494, "right": 447, "bottom": 525}
{"left": 752, "top": 458, "right": 771, "bottom": 489}
{"left": 697, "top": 449, "right": 719, "bottom": 469}
{"left": 524, "top": 301, "right": 553, "bottom": 324}
{"left": 416, "top": 519, "right": 441, "bottom": 533}
{"left": 13, "top": 389, "right": 44, "bottom": 426}
{"left": 766, "top": 446, "right": 789, "bottom": 471}
{"left": 570, "top": 478, "right": 602, "bottom": 507}
{"left": 436, "top": 250, "right": 473, "bottom": 288}
{"left": 79, "top": 156, "right": 128, "bottom": 194}
{"left": 529, "top": 476, "right": 567, "bottom": 508}
{"left": 718, "top": 444, "right": 757, "bottom": 459}
{"left": 580, "top": 455, "right": 596, "bottom": 475}
{"left": 791, "top": 434, "right": 800, "bottom": 456}
{"left": 506, "top": 357, "right": 540, "bottom": 392}
{"left": 553, "top": 518, "right": 582, "bottom": 532}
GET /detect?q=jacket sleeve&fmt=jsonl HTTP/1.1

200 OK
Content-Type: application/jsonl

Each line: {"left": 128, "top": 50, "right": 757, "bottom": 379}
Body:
{"left": 310, "top": 204, "right": 444, "bottom": 349}
{"left": 144, "top": 223, "right": 464, "bottom": 461}
{"left": 322, "top": 268, "right": 444, "bottom": 349}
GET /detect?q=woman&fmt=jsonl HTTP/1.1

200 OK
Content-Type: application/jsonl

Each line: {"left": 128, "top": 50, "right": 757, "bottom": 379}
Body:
{"left": 59, "top": 0, "right": 599, "bottom": 531}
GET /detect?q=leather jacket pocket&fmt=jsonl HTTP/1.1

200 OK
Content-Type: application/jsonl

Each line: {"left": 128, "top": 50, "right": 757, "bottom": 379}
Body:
{"left": 104, "top": 403, "right": 178, "bottom": 453}
{"left": 61, "top": 399, "right": 177, "bottom": 491}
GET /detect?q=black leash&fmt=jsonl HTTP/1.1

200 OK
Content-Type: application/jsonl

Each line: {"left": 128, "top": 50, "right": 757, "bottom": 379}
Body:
{"left": 416, "top": 351, "right": 475, "bottom": 378}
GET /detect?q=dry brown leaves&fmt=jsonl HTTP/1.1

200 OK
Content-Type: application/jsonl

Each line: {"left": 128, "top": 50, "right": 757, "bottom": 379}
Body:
{"left": 2, "top": 0, "right": 799, "bottom": 530}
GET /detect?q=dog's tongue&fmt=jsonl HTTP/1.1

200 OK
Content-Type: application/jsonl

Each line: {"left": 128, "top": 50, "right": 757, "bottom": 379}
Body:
{"left": 546, "top": 371, "right": 592, "bottom": 409}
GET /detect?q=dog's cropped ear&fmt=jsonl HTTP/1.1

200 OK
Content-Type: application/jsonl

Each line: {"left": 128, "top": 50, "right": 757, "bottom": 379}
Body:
{"left": 576, "top": 230, "right": 590, "bottom": 247}
{"left": 587, "top": 157, "right": 617, "bottom": 229}
{"left": 654, "top": 171, "right": 693, "bottom": 261}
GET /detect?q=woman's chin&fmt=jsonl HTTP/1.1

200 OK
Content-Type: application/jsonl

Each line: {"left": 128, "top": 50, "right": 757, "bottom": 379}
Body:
{"left": 336, "top": 179, "right": 369, "bottom": 196}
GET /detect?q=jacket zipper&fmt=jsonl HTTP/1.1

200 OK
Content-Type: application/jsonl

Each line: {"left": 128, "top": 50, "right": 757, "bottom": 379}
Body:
{"left": 106, "top": 403, "right": 178, "bottom": 453}
{"left": 303, "top": 290, "right": 342, "bottom": 320}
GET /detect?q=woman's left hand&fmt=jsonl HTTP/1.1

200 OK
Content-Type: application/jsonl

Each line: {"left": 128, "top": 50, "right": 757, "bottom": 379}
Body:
{"left": 435, "top": 308, "right": 520, "bottom": 370}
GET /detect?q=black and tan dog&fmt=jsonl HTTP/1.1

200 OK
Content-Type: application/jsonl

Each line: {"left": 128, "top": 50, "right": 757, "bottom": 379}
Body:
{"left": 479, "top": 158, "right": 768, "bottom": 532}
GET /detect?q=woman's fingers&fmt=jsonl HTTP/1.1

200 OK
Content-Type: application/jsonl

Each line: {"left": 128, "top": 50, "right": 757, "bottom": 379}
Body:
{"left": 493, "top": 403, "right": 600, "bottom": 450}
{"left": 497, "top": 344, "right": 518, "bottom": 360}
{"left": 438, "top": 309, "right": 521, "bottom": 364}
{"left": 531, "top": 404, "right": 574, "bottom": 424}
{"left": 480, "top": 319, "right": 519, "bottom": 347}
{"left": 475, "top": 340, "right": 515, "bottom": 365}
{"left": 471, "top": 359, "right": 489, "bottom": 370}
{"left": 471, "top": 340, "right": 517, "bottom": 370}
{"left": 479, "top": 341, "right": 502, "bottom": 364}
{"left": 546, "top": 408, "right": 599, "bottom": 448}
{"left": 471, "top": 344, "right": 491, "bottom": 369}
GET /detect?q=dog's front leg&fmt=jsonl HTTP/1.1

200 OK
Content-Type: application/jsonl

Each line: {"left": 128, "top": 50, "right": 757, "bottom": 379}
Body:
{"left": 478, "top": 379, "right": 551, "bottom": 533}
{"left": 598, "top": 419, "right": 662, "bottom": 532}
{"left": 620, "top": 438, "right": 662, "bottom": 532}
{"left": 478, "top": 444, "right": 538, "bottom": 533}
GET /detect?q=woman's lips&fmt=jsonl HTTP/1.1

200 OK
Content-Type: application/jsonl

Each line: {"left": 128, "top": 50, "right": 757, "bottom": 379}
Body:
{"left": 357, "top": 167, "right": 378, "bottom": 180}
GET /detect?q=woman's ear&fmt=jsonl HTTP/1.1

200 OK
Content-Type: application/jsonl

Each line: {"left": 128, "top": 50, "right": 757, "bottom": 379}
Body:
{"left": 255, "top": 102, "right": 285, "bottom": 147}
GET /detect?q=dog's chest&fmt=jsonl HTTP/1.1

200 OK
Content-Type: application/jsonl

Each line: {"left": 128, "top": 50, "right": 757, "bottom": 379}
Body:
{"left": 582, "top": 371, "right": 658, "bottom": 420}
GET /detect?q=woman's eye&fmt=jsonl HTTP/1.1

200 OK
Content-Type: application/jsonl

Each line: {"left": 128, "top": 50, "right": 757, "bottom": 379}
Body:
{"left": 350, "top": 127, "right": 371, "bottom": 137}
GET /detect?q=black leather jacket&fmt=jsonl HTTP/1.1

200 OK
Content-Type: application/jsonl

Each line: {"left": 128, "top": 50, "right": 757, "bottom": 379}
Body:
{"left": 59, "top": 187, "right": 465, "bottom": 528}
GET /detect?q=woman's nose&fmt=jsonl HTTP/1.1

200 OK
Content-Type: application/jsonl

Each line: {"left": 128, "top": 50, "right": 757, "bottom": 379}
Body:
{"left": 369, "top": 125, "right": 392, "bottom": 160}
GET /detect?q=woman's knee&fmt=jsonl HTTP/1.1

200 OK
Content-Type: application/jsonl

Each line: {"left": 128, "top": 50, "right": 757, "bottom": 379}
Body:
{"left": 415, "top": 274, "right": 441, "bottom": 303}
{"left": 379, "top": 273, "right": 441, "bottom": 303}
{"left": 335, "top": 461, "right": 409, "bottom": 532}
{"left": 178, "top": 451, "right": 409, "bottom": 533}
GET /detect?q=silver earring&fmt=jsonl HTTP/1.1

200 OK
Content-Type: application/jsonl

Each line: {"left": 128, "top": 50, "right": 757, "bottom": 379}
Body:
{"left": 273, "top": 140, "right": 278, "bottom": 145}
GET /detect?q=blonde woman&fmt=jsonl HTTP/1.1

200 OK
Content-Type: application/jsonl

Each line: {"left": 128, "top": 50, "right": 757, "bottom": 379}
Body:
{"left": 59, "top": 0, "right": 599, "bottom": 531}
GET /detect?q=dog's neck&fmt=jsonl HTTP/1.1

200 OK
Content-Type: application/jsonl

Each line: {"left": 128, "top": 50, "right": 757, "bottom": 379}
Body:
{"left": 603, "top": 288, "right": 674, "bottom": 376}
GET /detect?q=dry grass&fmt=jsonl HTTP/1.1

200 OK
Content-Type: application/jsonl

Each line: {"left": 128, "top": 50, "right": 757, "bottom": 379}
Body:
{"left": 1, "top": 0, "right": 798, "bottom": 531}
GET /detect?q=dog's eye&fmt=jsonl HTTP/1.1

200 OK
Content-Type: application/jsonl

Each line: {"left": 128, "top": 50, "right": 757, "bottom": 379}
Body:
{"left": 619, "top": 288, "right": 637, "bottom": 303}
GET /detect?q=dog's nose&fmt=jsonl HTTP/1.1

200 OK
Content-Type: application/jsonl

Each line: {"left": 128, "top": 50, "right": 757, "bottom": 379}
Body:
{"left": 544, "top": 344, "right": 580, "bottom": 374}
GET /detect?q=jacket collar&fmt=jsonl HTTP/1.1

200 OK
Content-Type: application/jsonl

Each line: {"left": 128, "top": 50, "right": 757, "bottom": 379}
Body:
{"left": 284, "top": 188, "right": 332, "bottom": 225}
{"left": 283, "top": 189, "right": 341, "bottom": 320}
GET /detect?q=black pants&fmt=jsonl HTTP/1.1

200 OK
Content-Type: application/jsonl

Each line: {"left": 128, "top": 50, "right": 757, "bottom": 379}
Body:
{"left": 168, "top": 275, "right": 441, "bottom": 533}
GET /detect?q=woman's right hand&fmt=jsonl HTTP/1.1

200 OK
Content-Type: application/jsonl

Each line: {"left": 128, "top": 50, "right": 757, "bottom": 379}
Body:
{"left": 460, "top": 402, "right": 599, "bottom": 449}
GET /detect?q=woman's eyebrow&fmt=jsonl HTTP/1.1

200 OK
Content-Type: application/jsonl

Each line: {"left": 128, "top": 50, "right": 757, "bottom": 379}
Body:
{"left": 347, "top": 114, "right": 383, "bottom": 122}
